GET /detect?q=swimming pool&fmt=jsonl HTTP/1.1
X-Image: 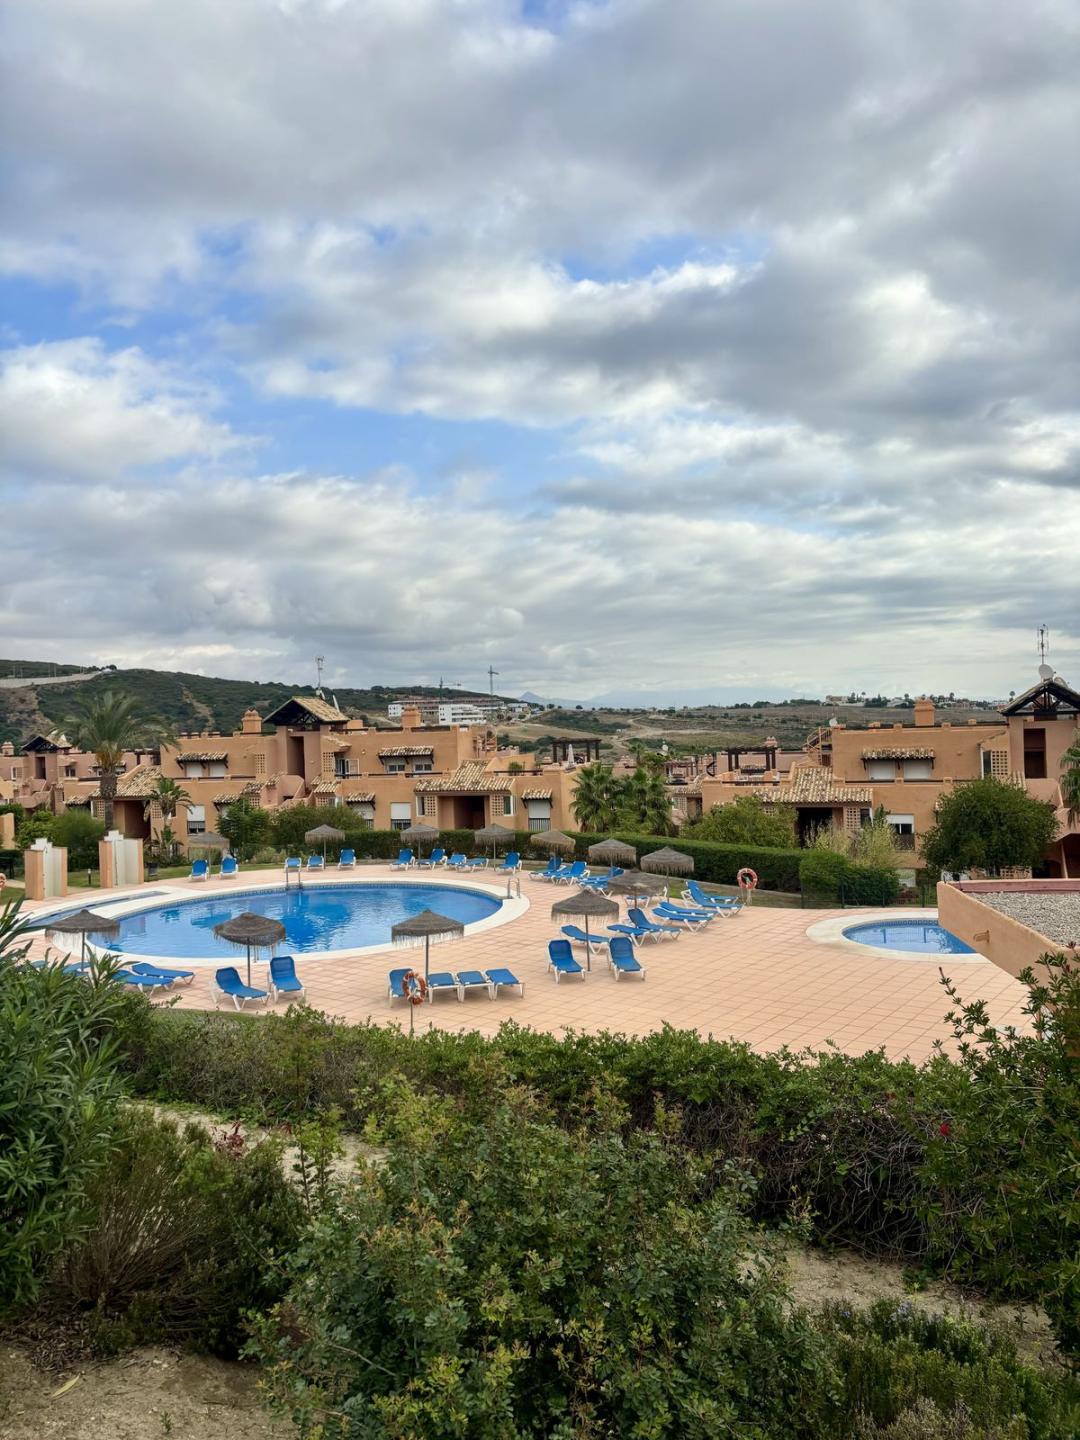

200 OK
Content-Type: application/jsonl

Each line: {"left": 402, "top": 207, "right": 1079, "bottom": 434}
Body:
{"left": 842, "top": 918, "right": 974, "bottom": 955}
{"left": 79, "top": 883, "right": 503, "bottom": 960}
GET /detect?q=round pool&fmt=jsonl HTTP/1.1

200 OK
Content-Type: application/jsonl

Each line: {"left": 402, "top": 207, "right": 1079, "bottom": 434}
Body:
{"left": 79, "top": 883, "right": 503, "bottom": 961}
{"left": 842, "top": 918, "right": 974, "bottom": 955}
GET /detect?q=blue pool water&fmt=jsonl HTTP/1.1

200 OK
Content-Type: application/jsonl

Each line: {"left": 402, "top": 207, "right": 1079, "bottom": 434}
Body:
{"left": 843, "top": 919, "right": 974, "bottom": 954}
{"left": 74, "top": 883, "right": 502, "bottom": 960}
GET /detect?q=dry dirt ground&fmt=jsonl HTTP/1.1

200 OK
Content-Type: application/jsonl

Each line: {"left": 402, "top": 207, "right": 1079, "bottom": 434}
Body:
{"left": 0, "top": 1345, "right": 289, "bottom": 1440}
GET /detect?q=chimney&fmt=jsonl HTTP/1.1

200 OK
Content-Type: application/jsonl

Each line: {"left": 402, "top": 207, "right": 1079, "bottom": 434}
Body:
{"left": 913, "top": 698, "right": 935, "bottom": 728}
{"left": 0, "top": 741, "right": 13, "bottom": 756}
{"left": 241, "top": 709, "right": 263, "bottom": 735}
{"left": 401, "top": 705, "right": 421, "bottom": 731}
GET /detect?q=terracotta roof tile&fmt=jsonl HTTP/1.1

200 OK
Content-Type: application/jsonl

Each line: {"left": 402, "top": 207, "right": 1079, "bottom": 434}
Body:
{"left": 378, "top": 745, "right": 435, "bottom": 757}
{"left": 177, "top": 751, "right": 228, "bottom": 763}
{"left": 744, "top": 765, "right": 874, "bottom": 806}
{"left": 415, "top": 762, "right": 512, "bottom": 794}
{"left": 521, "top": 788, "right": 553, "bottom": 800}
{"left": 862, "top": 747, "right": 934, "bottom": 761}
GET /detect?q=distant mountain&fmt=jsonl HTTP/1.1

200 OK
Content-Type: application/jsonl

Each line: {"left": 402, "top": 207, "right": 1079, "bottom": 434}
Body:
{"left": 0, "top": 664, "right": 517, "bottom": 746}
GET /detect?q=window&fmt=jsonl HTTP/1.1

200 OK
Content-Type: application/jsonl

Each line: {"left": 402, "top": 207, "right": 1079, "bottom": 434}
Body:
{"left": 183, "top": 762, "right": 204, "bottom": 779}
{"left": 64, "top": 765, "right": 77, "bottom": 778}
{"left": 865, "top": 759, "right": 896, "bottom": 780}
{"left": 413, "top": 760, "right": 433, "bottom": 774}
{"left": 187, "top": 804, "right": 206, "bottom": 835}
{"left": 982, "top": 748, "right": 1008, "bottom": 778}
{"left": 390, "top": 802, "right": 411, "bottom": 831}
{"left": 1023, "top": 728, "right": 1047, "bottom": 780}
{"left": 209, "top": 762, "right": 227, "bottom": 779}
{"left": 528, "top": 816, "right": 551, "bottom": 832}
{"left": 886, "top": 812, "right": 916, "bottom": 851}
{"left": 902, "top": 759, "right": 932, "bottom": 780}
{"left": 254, "top": 753, "right": 266, "bottom": 776}
{"left": 526, "top": 797, "right": 551, "bottom": 832}
{"left": 384, "top": 760, "right": 406, "bottom": 774}
{"left": 416, "top": 794, "right": 435, "bottom": 817}
{"left": 347, "top": 800, "right": 375, "bottom": 827}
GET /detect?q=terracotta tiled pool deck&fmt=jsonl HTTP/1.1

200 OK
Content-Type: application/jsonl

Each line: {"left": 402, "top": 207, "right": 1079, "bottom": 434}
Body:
{"left": 23, "top": 865, "right": 1031, "bottom": 1063}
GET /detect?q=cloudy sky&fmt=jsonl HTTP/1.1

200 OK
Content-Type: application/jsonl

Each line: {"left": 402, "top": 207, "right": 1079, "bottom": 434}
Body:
{"left": 2, "top": 0, "right": 1078, "bottom": 702}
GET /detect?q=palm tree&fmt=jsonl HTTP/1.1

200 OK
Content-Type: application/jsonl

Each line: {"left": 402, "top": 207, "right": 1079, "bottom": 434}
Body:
{"left": 144, "top": 775, "right": 192, "bottom": 858}
{"left": 64, "top": 690, "right": 173, "bottom": 831}
{"left": 620, "top": 764, "right": 674, "bottom": 836}
{"left": 571, "top": 763, "right": 621, "bottom": 832}
{"left": 1062, "top": 728, "right": 1080, "bottom": 827}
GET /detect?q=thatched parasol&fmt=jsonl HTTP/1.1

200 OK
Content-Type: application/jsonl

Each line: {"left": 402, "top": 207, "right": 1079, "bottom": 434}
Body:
{"left": 587, "top": 838, "right": 637, "bottom": 866}
{"left": 401, "top": 822, "right": 440, "bottom": 855}
{"left": 529, "top": 829, "right": 575, "bottom": 855}
{"left": 606, "top": 870, "right": 669, "bottom": 899}
{"left": 305, "top": 823, "right": 346, "bottom": 858}
{"left": 193, "top": 831, "right": 229, "bottom": 849}
{"left": 391, "top": 908, "right": 465, "bottom": 980}
{"left": 213, "top": 911, "right": 287, "bottom": 985}
{"left": 639, "top": 846, "right": 694, "bottom": 876}
{"left": 475, "top": 822, "right": 515, "bottom": 858}
{"left": 551, "top": 888, "right": 619, "bottom": 971}
{"left": 44, "top": 907, "right": 121, "bottom": 962}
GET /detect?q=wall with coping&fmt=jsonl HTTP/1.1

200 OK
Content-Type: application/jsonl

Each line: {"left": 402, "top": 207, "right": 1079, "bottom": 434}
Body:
{"left": 936, "top": 879, "right": 1077, "bottom": 980}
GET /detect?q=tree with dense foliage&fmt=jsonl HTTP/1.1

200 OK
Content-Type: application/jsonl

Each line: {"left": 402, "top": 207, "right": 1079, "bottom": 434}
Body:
{"left": 0, "top": 898, "right": 130, "bottom": 1314}
{"left": 143, "top": 775, "right": 192, "bottom": 858}
{"left": 571, "top": 761, "right": 621, "bottom": 831}
{"left": 687, "top": 795, "right": 797, "bottom": 847}
{"left": 217, "top": 797, "right": 271, "bottom": 860}
{"left": 50, "top": 809, "right": 107, "bottom": 870}
{"left": 921, "top": 776, "right": 1058, "bottom": 876}
{"left": 1061, "top": 727, "right": 1080, "bottom": 826}
{"left": 64, "top": 690, "right": 173, "bottom": 829}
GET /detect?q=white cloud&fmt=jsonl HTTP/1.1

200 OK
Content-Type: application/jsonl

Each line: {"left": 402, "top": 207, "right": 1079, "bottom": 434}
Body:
{"left": 0, "top": 339, "right": 250, "bottom": 482}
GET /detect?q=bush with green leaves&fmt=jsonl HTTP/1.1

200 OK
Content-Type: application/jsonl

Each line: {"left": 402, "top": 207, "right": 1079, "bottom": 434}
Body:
{"left": 921, "top": 777, "right": 1059, "bottom": 877}
{"left": 800, "top": 847, "right": 901, "bottom": 904}
{"left": 124, "top": 949, "right": 1080, "bottom": 1359}
{"left": 52, "top": 1107, "right": 303, "bottom": 1356}
{"left": 685, "top": 794, "right": 798, "bottom": 848}
{"left": 252, "top": 1082, "right": 837, "bottom": 1437}
{"left": 217, "top": 796, "right": 271, "bottom": 859}
{"left": 0, "top": 900, "right": 131, "bottom": 1314}
{"left": 251, "top": 1085, "right": 1080, "bottom": 1438}
{"left": 49, "top": 808, "right": 107, "bottom": 869}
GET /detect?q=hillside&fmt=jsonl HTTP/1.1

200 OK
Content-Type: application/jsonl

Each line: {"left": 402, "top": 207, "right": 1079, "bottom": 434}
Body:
{"left": 0, "top": 667, "right": 509, "bottom": 746}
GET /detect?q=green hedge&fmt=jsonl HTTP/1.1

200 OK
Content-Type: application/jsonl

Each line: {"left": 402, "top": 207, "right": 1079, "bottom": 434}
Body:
{"left": 565, "top": 830, "right": 804, "bottom": 892}
{"left": 120, "top": 955, "right": 1080, "bottom": 1358}
{"left": 800, "top": 850, "right": 901, "bottom": 905}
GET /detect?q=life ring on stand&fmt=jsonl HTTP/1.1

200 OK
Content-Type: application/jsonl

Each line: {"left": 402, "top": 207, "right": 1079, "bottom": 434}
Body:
{"left": 402, "top": 970, "right": 428, "bottom": 1006}
{"left": 736, "top": 867, "right": 758, "bottom": 893}
{"left": 0, "top": 873, "right": 6, "bottom": 892}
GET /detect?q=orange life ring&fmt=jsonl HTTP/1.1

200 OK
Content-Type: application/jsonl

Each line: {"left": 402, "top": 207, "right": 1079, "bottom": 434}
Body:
{"left": 736, "top": 867, "right": 758, "bottom": 891}
{"left": 0, "top": 873, "right": 6, "bottom": 891}
{"left": 402, "top": 969, "right": 428, "bottom": 1006}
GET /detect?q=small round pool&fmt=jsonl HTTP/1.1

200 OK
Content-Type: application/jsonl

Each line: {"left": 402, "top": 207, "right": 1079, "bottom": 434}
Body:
{"left": 842, "top": 918, "right": 974, "bottom": 955}
{"left": 79, "top": 882, "right": 502, "bottom": 961}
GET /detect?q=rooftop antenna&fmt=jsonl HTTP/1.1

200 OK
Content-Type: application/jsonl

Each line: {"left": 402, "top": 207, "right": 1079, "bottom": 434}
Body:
{"left": 487, "top": 665, "right": 499, "bottom": 699}
{"left": 1037, "top": 626, "right": 1053, "bottom": 681}
{"left": 314, "top": 654, "right": 325, "bottom": 698}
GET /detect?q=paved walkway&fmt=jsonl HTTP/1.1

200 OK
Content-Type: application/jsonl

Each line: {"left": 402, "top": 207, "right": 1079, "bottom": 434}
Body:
{"left": 22, "top": 866, "right": 1030, "bottom": 1062}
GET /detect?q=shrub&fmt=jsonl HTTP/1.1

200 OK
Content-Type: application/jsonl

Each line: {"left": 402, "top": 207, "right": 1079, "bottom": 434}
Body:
{"left": 50, "top": 809, "right": 107, "bottom": 869}
{"left": 251, "top": 1083, "right": 837, "bottom": 1437}
{"left": 217, "top": 797, "right": 271, "bottom": 859}
{"left": 800, "top": 848, "right": 901, "bottom": 904}
{"left": 121, "top": 951, "right": 1080, "bottom": 1357}
{"left": 0, "top": 900, "right": 132, "bottom": 1314}
{"left": 921, "top": 777, "right": 1059, "bottom": 877}
{"left": 686, "top": 795, "right": 798, "bottom": 848}
{"left": 53, "top": 1108, "right": 303, "bottom": 1356}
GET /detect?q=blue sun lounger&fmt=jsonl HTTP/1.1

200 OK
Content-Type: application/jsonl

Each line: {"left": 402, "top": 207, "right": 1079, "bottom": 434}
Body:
{"left": 553, "top": 860, "right": 587, "bottom": 886}
{"left": 284, "top": 856, "right": 301, "bottom": 875}
{"left": 305, "top": 854, "right": 325, "bottom": 872}
{"left": 456, "top": 969, "right": 494, "bottom": 999}
{"left": 486, "top": 967, "right": 524, "bottom": 997}
{"left": 534, "top": 857, "right": 562, "bottom": 881}
{"left": 560, "top": 924, "right": 611, "bottom": 956}
{"left": 446, "top": 852, "right": 468, "bottom": 869}
{"left": 114, "top": 968, "right": 173, "bottom": 991}
{"left": 390, "top": 849, "right": 414, "bottom": 869}
{"left": 606, "top": 921, "right": 652, "bottom": 944}
{"left": 608, "top": 936, "right": 646, "bottom": 981}
{"left": 687, "top": 881, "right": 742, "bottom": 914}
{"left": 417, "top": 847, "right": 446, "bottom": 868}
{"left": 654, "top": 903, "right": 713, "bottom": 930}
{"left": 213, "top": 967, "right": 269, "bottom": 1010}
{"left": 189, "top": 858, "right": 209, "bottom": 882}
{"left": 465, "top": 856, "right": 489, "bottom": 870}
{"left": 131, "top": 961, "right": 195, "bottom": 986}
{"left": 427, "top": 971, "right": 463, "bottom": 1002}
{"left": 496, "top": 852, "right": 520, "bottom": 872}
{"left": 627, "top": 907, "right": 681, "bottom": 941}
{"left": 269, "top": 954, "right": 305, "bottom": 1001}
{"left": 387, "top": 967, "right": 412, "bottom": 1005}
{"left": 338, "top": 848, "right": 356, "bottom": 868}
{"left": 219, "top": 855, "right": 239, "bottom": 878}
{"left": 547, "top": 939, "right": 585, "bottom": 982}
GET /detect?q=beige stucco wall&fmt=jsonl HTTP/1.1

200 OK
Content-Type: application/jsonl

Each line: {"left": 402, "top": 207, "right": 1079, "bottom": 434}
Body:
{"left": 937, "top": 880, "right": 1073, "bottom": 980}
